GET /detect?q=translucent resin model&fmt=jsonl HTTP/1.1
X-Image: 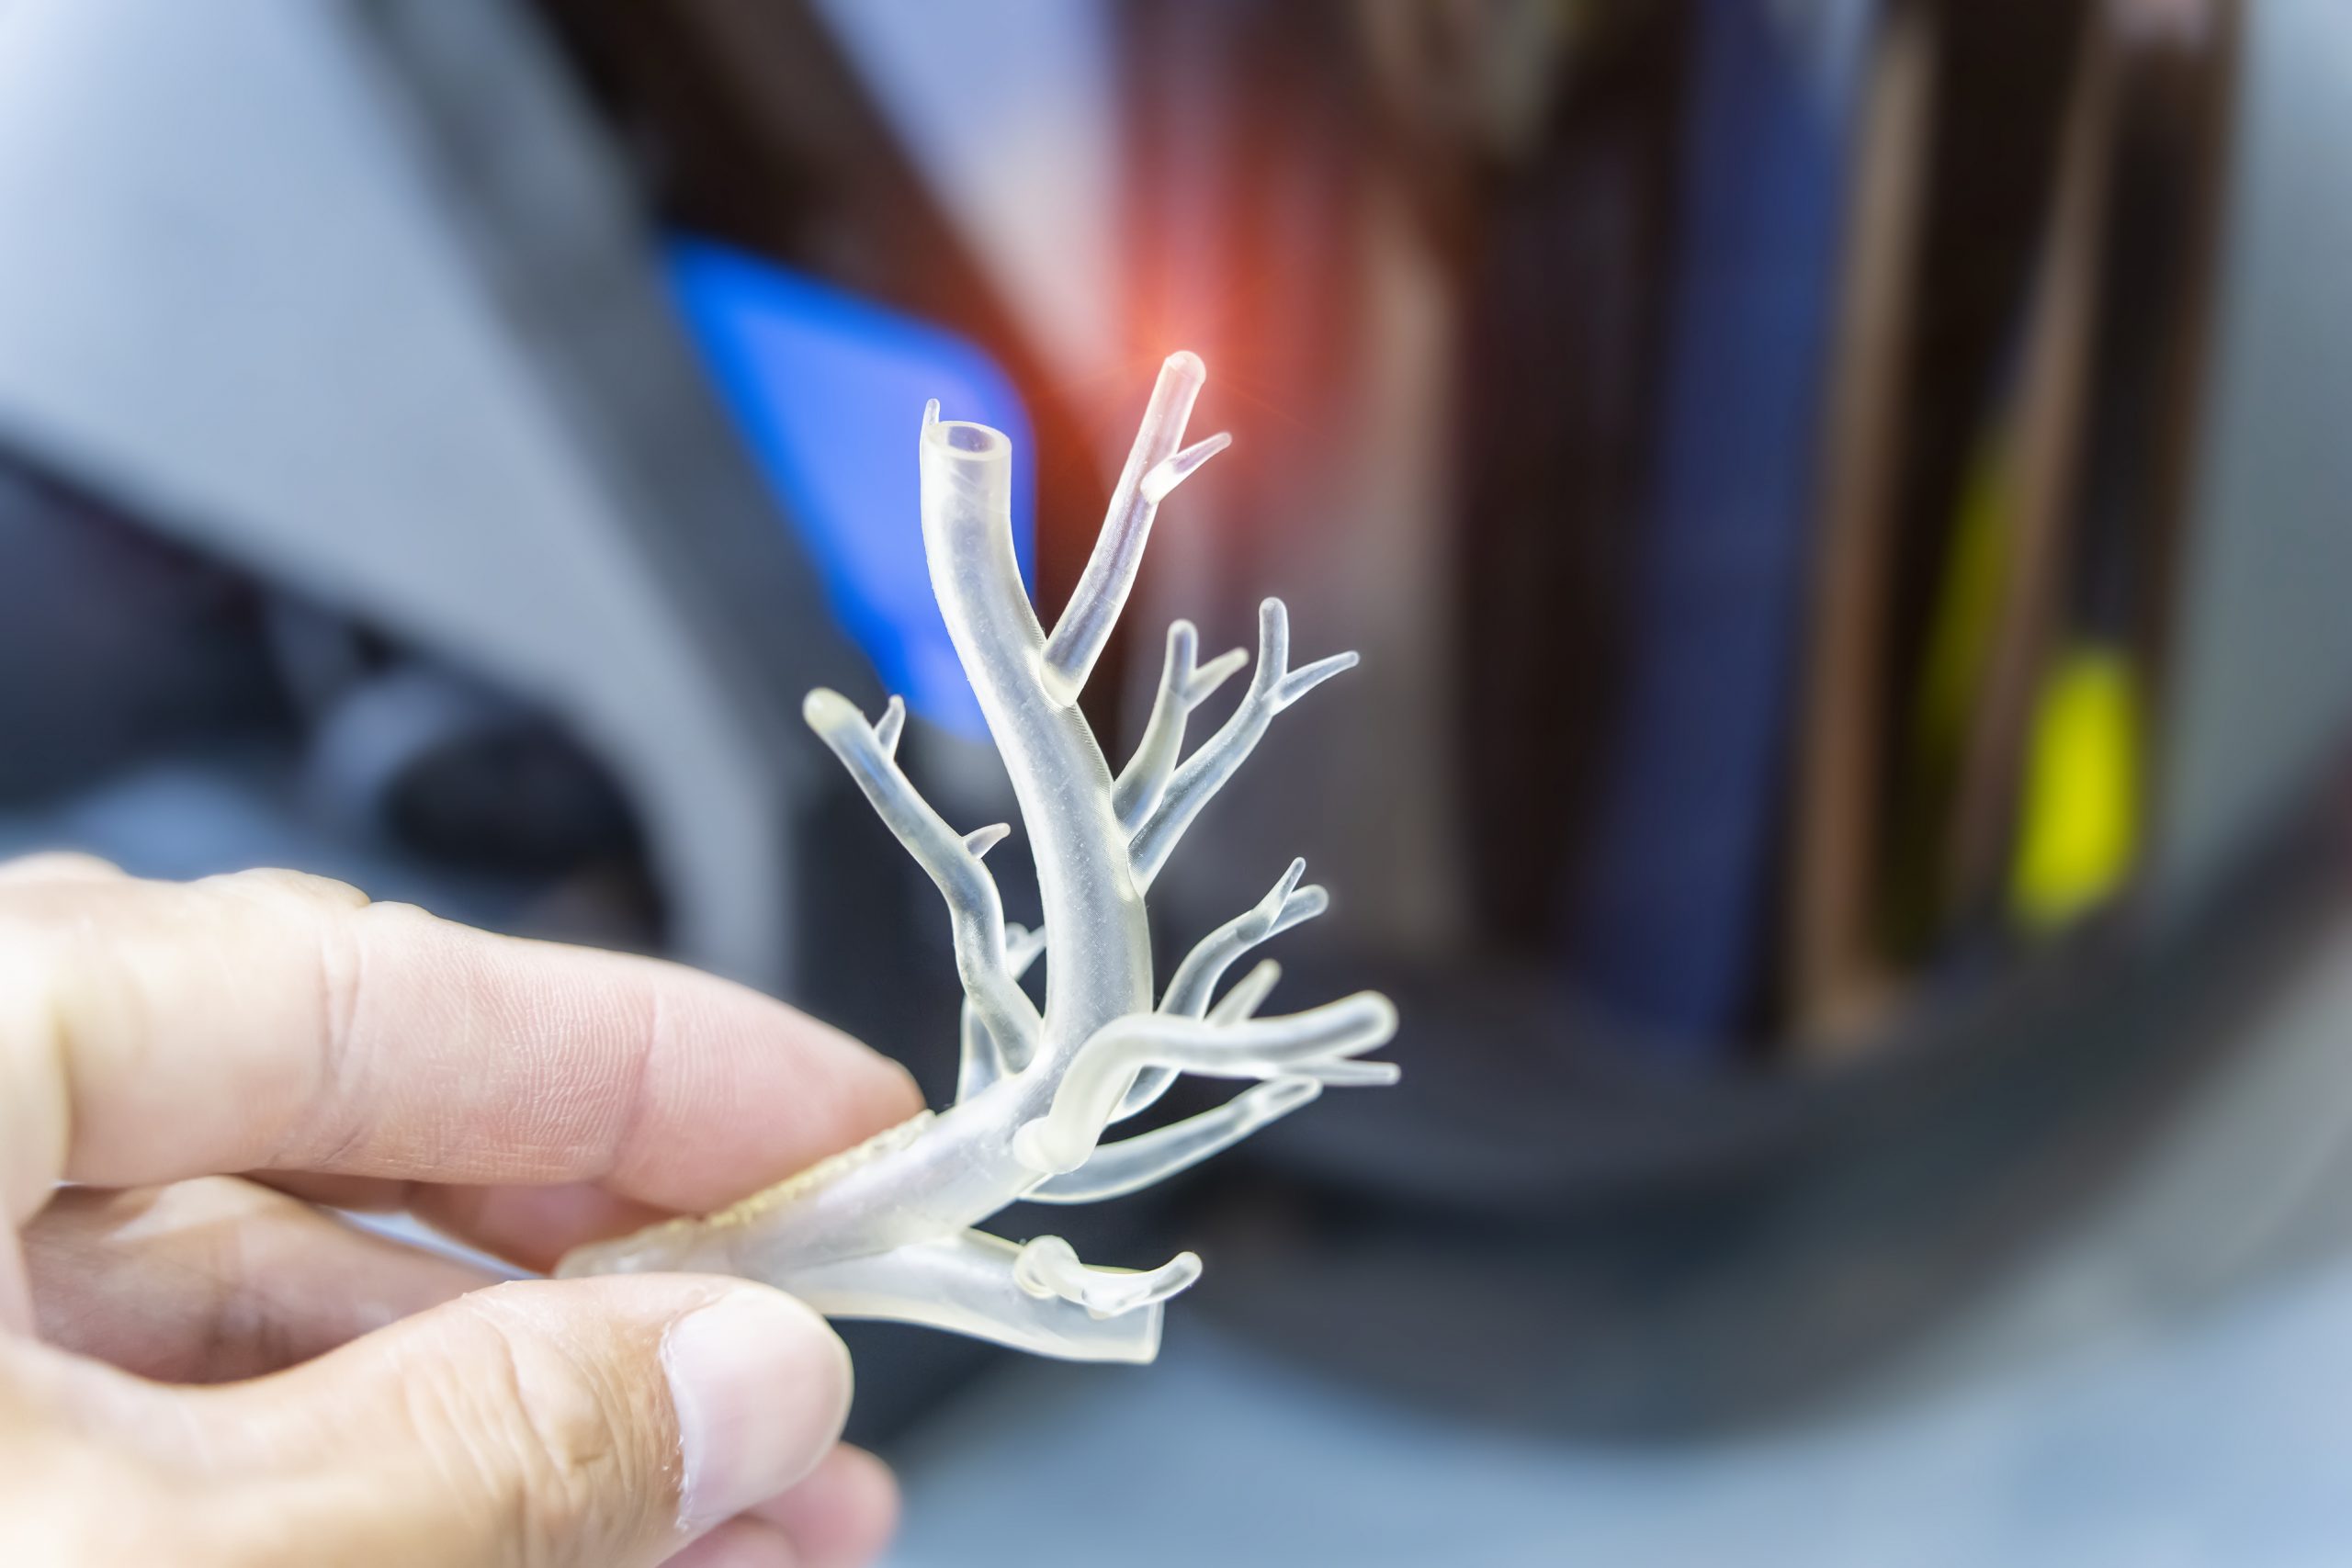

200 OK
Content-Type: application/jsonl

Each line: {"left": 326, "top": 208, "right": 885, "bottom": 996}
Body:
{"left": 558, "top": 352, "right": 1396, "bottom": 1362}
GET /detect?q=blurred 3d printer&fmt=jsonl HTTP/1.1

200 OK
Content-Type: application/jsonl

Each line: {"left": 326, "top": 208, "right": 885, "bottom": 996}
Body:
{"left": 3, "top": 0, "right": 2351, "bottom": 1438}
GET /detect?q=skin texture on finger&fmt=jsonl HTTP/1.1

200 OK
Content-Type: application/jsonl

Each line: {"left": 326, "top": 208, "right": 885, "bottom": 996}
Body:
{"left": 206, "top": 1276, "right": 854, "bottom": 1565}
{"left": 0, "top": 866, "right": 922, "bottom": 1240}
{"left": 17, "top": 1198, "right": 899, "bottom": 1563}
{"left": 2, "top": 1275, "right": 860, "bottom": 1568}
{"left": 26, "top": 1187, "right": 898, "bottom": 1562}
{"left": 25, "top": 1178, "right": 495, "bottom": 1382}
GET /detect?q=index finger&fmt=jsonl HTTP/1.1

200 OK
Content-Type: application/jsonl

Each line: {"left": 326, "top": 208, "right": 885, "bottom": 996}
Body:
{"left": 0, "top": 866, "right": 922, "bottom": 1234}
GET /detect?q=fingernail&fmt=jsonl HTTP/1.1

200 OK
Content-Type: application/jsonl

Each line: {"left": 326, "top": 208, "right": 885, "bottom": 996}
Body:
{"left": 664, "top": 1288, "right": 853, "bottom": 1529}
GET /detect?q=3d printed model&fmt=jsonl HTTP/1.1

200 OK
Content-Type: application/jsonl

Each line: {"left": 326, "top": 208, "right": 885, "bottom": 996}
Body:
{"left": 559, "top": 352, "right": 1397, "bottom": 1361}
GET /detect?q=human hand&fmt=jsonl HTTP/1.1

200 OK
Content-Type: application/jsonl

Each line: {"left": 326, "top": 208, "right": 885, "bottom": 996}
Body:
{"left": 0, "top": 853, "right": 924, "bottom": 1567}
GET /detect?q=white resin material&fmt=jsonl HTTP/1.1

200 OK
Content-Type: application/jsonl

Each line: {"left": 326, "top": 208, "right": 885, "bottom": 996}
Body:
{"left": 557, "top": 352, "right": 1397, "bottom": 1362}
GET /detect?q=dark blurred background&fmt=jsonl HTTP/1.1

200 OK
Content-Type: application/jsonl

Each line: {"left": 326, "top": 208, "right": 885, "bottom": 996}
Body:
{"left": 4, "top": 0, "right": 2352, "bottom": 1562}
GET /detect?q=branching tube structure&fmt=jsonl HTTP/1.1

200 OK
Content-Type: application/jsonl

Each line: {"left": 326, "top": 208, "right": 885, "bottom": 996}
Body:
{"left": 557, "top": 352, "right": 1397, "bottom": 1362}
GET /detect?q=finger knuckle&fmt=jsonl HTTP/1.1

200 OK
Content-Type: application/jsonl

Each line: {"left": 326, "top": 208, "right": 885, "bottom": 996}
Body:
{"left": 202, "top": 866, "right": 374, "bottom": 911}
{"left": 423, "top": 1288, "right": 659, "bottom": 1560}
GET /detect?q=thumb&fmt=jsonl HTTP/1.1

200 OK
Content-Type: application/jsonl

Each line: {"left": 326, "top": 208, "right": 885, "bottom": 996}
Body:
{"left": 197, "top": 1276, "right": 853, "bottom": 1566}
